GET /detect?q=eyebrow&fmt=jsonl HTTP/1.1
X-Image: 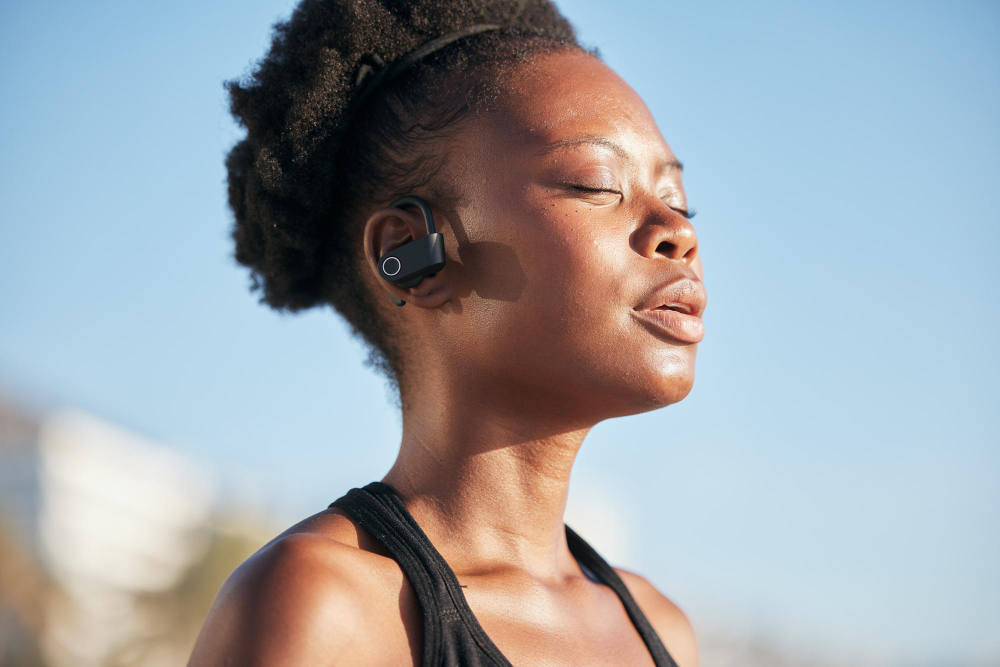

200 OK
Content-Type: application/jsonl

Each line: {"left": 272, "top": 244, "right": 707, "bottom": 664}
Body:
{"left": 533, "top": 134, "right": 684, "bottom": 172}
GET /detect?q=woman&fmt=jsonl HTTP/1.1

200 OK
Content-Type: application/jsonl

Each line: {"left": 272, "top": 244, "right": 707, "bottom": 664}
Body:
{"left": 190, "top": 0, "right": 703, "bottom": 664}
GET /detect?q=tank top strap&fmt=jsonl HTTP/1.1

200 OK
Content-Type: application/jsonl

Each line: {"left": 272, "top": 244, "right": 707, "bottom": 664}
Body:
{"left": 330, "top": 481, "right": 679, "bottom": 667}
{"left": 329, "top": 481, "right": 511, "bottom": 666}
{"left": 564, "top": 524, "right": 680, "bottom": 667}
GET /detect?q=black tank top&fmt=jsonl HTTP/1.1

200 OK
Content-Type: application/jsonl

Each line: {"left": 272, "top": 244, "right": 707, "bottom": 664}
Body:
{"left": 329, "top": 481, "right": 679, "bottom": 666}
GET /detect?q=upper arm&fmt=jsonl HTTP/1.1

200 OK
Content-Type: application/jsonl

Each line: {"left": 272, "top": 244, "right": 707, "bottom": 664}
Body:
{"left": 187, "top": 533, "right": 366, "bottom": 667}
{"left": 615, "top": 568, "right": 700, "bottom": 667}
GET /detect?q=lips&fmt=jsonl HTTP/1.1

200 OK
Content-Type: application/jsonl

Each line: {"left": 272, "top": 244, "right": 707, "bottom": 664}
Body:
{"left": 652, "top": 304, "right": 692, "bottom": 314}
{"left": 635, "top": 277, "right": 707, "bottom": 319}
{"left": 632, "top": 308, "right": 705, "bottom": 343}
{"left": 633, "top": 277, "right": 707, "bottom": 344}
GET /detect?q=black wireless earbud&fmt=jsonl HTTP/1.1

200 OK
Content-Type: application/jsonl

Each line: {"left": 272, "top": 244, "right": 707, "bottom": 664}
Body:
{"left": 376, "top": 195, "right": 446, "bottom": 307}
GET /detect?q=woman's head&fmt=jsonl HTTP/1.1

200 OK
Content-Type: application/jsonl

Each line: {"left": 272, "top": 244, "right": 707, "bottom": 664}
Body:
{"left": 226, "top": 0, "right": 703, "bottom": 419}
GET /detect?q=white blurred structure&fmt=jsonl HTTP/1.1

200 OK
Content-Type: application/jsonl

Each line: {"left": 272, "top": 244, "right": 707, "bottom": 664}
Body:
{"left": 2, "top": 405, "right": 215, "bottom": 667}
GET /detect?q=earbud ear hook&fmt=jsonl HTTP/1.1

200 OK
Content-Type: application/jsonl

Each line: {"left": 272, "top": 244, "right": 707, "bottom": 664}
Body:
{"left": 376, "top": 194, "right": 447, "bottom": 307}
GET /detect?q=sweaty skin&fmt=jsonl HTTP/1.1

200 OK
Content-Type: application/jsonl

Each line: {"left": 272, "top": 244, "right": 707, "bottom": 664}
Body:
{"left": 189, "top": 50, "right": 703, "bottom": 667}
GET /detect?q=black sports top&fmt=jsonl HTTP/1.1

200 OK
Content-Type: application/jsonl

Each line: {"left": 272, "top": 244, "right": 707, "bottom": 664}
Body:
{"left": 329, "top": 481, "right": 679, "bottom": 666}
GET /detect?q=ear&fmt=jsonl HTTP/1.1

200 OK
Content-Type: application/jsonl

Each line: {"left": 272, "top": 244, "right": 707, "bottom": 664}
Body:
{"left": 362, "top": 203, "right": 452, "bottom": 309}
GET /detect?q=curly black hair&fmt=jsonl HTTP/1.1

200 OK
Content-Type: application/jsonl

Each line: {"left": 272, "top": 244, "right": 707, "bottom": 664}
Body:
{"left": 223, "top": 0, "right": 598, "bottom": 407}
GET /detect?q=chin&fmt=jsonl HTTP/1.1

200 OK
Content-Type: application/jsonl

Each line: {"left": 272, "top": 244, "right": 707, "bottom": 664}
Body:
{"left": 633, "top": 363, "right": 697, "bottom": 412}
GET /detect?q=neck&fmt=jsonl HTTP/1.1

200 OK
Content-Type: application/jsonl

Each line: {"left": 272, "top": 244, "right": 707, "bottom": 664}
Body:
{"left": 381, "top": 380, "right": 596, "bottom": 581}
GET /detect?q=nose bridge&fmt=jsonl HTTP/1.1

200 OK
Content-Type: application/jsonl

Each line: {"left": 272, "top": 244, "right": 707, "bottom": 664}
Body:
{"left": 631, "top": 199, "right": 699, "bottom": 263}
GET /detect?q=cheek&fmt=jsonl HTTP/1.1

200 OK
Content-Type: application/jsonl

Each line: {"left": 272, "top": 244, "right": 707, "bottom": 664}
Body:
{"left": 513, "top": 199, "right": 624, "bottom": 312}
{"left": 486, "top": 200, "right": 633, "bottom": 362}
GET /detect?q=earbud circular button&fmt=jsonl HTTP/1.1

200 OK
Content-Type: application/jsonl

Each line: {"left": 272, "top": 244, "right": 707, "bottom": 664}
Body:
{"left": 382, "top": 256, "right": 401, "bottom": 276}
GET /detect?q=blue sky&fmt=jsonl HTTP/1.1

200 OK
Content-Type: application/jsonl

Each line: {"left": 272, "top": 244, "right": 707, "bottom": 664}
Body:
{"left": 1, "top": 1, "right": 997, "bottom": 663}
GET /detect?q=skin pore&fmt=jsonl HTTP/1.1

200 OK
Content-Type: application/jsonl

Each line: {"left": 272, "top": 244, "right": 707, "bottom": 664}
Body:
{"left": 189, "top": 50, "right": 703, "bottom": 667}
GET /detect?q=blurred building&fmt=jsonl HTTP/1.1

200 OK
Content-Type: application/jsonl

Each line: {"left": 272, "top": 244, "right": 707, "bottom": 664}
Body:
{"left": 0, "top": 398, "right": 272, "bottom": 667}
{"left": 36, "top": 409, "right": 214, "bottom": 666}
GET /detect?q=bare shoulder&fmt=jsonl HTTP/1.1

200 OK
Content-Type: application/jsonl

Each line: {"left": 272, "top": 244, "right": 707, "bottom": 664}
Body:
{"left": 188, "top": 509, "right": 420, "bottom": 667}
{"left": 614, "top": 567, "right": 700, "bottom": 667}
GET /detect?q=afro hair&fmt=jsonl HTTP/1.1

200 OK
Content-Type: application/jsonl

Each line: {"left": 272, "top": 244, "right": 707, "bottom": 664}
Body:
{"left": 223, "top": 0, "right": 597, "bottom": 407}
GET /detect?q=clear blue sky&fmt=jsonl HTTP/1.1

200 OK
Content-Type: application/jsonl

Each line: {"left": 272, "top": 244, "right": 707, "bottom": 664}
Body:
{"left": 1, "top": 1, "right": 997, "bottom": 664}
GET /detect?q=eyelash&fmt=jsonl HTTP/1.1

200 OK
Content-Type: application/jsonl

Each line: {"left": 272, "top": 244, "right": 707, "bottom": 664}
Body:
{"left": 570, "top": 186, "right": 698, "bottom": 220}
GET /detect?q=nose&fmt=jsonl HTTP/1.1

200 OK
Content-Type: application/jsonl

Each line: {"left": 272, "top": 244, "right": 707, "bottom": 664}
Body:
{"left": 631, "top": 200, "right": 699, "bottom": 265}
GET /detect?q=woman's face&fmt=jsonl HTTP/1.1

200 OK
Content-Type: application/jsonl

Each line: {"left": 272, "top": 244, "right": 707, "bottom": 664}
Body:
{"left": 379, "top": 50, "right": 705, "bottom": 421}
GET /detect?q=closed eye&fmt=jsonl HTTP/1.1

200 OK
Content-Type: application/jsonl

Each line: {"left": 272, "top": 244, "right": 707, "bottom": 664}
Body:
{"left": 571, "top": 185, "right": 620, "bottom": 195}
{"left": 571, "top": 186, "right": 697, "bottom": 219}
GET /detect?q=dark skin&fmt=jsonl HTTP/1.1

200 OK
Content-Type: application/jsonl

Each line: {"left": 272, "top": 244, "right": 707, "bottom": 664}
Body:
{"left": 189, "top": 50, "right": 703, "bottom": 666}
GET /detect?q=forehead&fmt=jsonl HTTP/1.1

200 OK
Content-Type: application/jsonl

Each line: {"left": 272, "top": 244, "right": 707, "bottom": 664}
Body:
{"left": 484, "top": 50, "right": 679, "bottom": 170}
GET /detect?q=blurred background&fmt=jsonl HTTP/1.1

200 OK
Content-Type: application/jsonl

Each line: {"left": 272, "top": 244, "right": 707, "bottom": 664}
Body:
{"left": 1, "top": 0, "right": 997, "bottom": 665}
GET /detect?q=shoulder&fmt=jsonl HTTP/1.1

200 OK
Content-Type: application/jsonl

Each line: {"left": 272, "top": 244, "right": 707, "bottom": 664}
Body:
{"left": 187, "top": 531, "right": 365, "bottom": 666}
{"left": 614, "top": 567, "right": 700, "bottom": 667}
{"left": 188, "top": 510, "right": 420, "bottom": 666}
